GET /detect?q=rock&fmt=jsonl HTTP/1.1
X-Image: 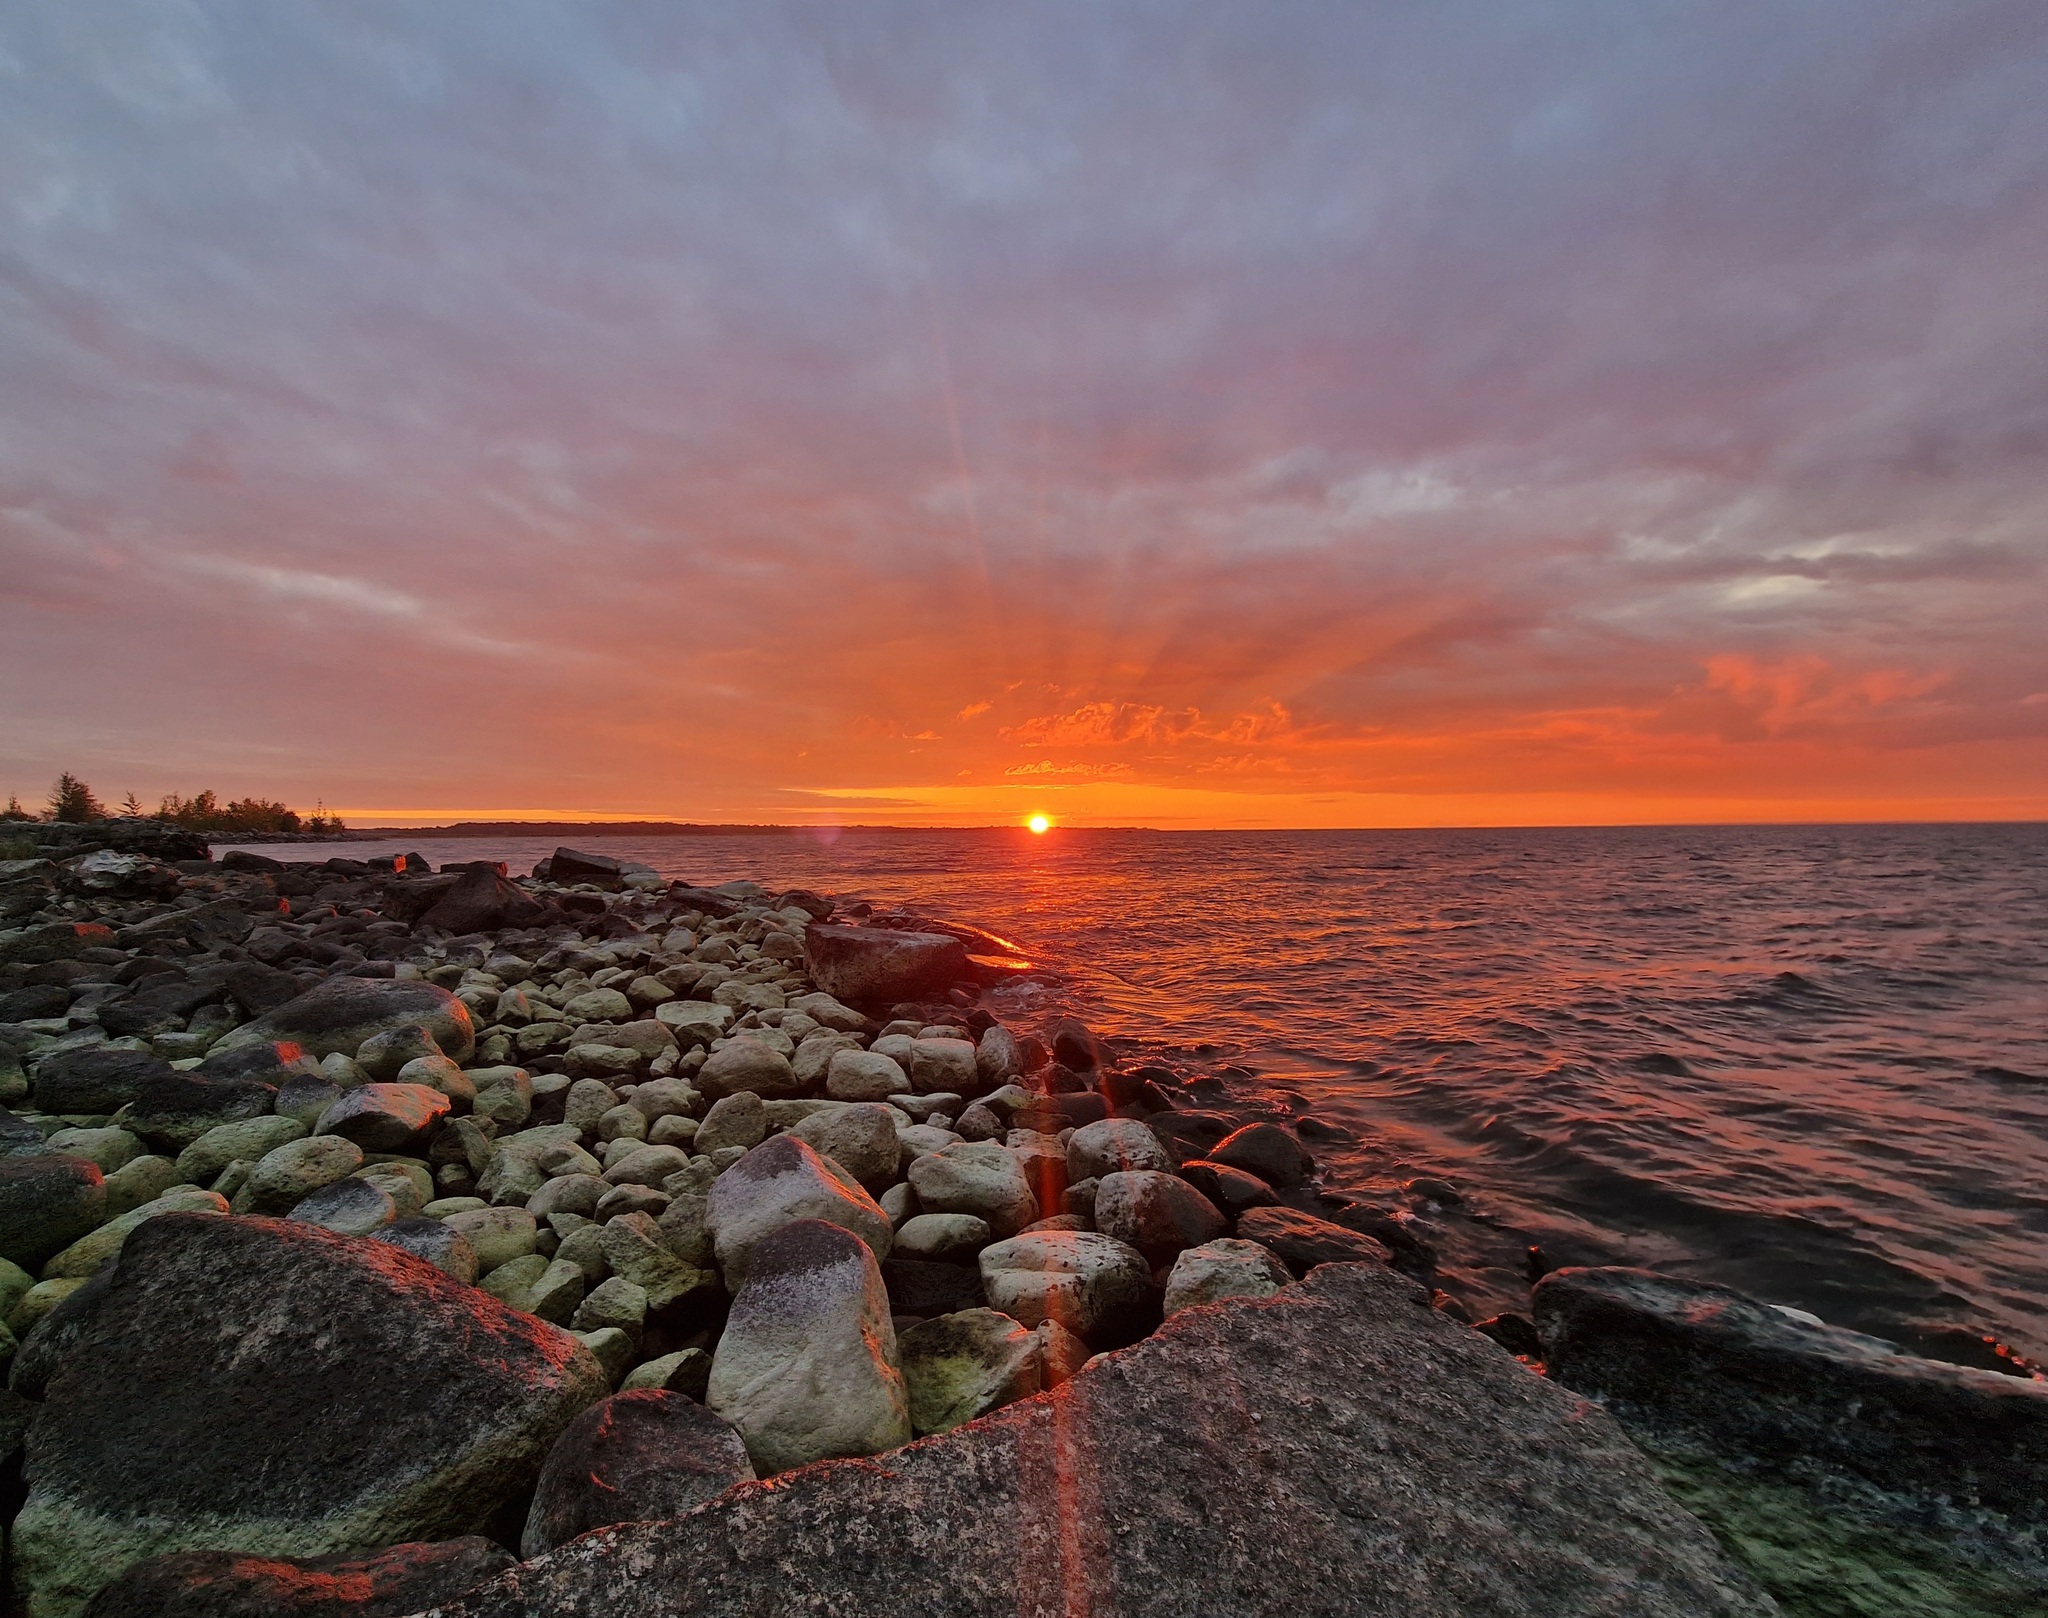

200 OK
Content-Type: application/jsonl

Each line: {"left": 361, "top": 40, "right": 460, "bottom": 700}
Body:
{"left": 545, "top": 847, "right": 623, "bottom": 887}
{"left": 101, "top": 1155, "right": 181, "bottom": 1217}
{"left": 697, "top": 1040, "right": 802, "bottom": 1101}
{"left": 45, "top": 1127, "right": 142, "bottom": 1174}
{"left": 707, "top": 1135, "right": 893, "bottom": 1288}
{"left": 906, "top": 1142, "right": 1036, "bottom": 1238}
{"left": 1065, "top": 1117, "right": 1171, "bottom": 1181}
{"left": 274, "top": 1075, "right": 344, "bottom": 1129}
{"left": 216, "top": 978, "right": 475, "bottom": 1066}
{"left": 32, "top": 1047, "right": 172, "bottom": 1114}
{"left": 1163, "top": 1237, "right": 1292, "bottom": 1315}
{"left": 1177, "top": 1158, "right": 1279, "bottom": 1213}
{"left": 906, "top": 1038, "right": 979, "bottom": 1095}
{"left": 13, "top": 1214, "right": 607, "bottom": 1618}
{"left": 978, "top": 1230, "right": 1157, "bottom": 1348}
{"left": 602, "top": 1143, "right": 691, "bottom": 1189}
{"left": 620, "top": 1347, "right": 713, "bottom": 1399}
{"left": 706, "top": 1219, "right": 911, "bottom": 1474}
{"left": 520, "top": 1390, "right": 755, "bottom": 1557}
{"left": 1047, "top": 1016, "right": 1100, "bottom": 1071}
{"left": 223, "top": 959, "right": 304, "bottom": 1018}
{"left": 354, "top": 1025, "right": 444, "bottom": 1083}
{"left": 785, "top": 991, "right": 867, "bottom": 1033}
{"left": 894, "top": 1213, "right": 991, "bottom": 1263}
{"left": 41, "top": 1188, "right": 229, "bottom": 1279}
{"left": 177, "top": 1116, "right": 310, "bottom": 1186}
{"left": 79, "top": 1536, "right": 517, "bottom": 1618}
{"left": 825, "top": 1049, "right": 904, "bottom": 1102}
{"left": 368, "top": 1217, "right": 479, "bottom": 1283}
{"left": 196, "top": 1042, "right": 324, "bottom": 1091}
{"left": 10, "top": 1265, "right": 118, "bottom": 1398}
{"left": 314, "top": 1084, "right": 451, "bottom": 1153}
{"left": 0, "top": 1155, "right": 106, "bottom": 1271}
{"left": 289, "top": 1177, "right": 397, "bottom": 1237}
{"left": 1236, "top": 1207, "right": 1391, "bottom": 1276}
{"left": 427, "top": 1261, "right": 1769, "bottom": 1618}
{"left": 653, "top": 1000, "right": 733, "bottom": 1047}
{"left": 562, "top": 989, "right": 633, "bottom": 1024}
{"left": 784, "top": 1103, "right": 901, "bottom": 1191}
{"left": 572, "top": 1327, "right": 635, "bottom": 1385}
{"left": 236, "top": 1137, "right": 364, "bottom": 1215}
{"left": 882, "top": 1257, "right": 986, "bottom": 1318}
{"left": 952, "top": 1102, "right": 1003, "bottom": 1141}
{"left": 801, "top": 925, "right": 970, "bottom": 1005}
{"left": 127, "top": 1071, "right": 277, "bottom": 1153}
{"left": 694, "top": 1091, "right": 767, "bottom": 1155}
{"left": 1093, "top": 1170, "right": 1227, "bottom": 1267}
{"left": 571, "top": 1276, "right": 646, "bottom": 1335}
{"left": 975, "top": 1025, "right": 1022, "bottom": 1086}
{"left": 442, "top": 1207, "right": 539, "bottom": 1275}
{"left": 1207, "top": 1122, "right": 1312, "bottom": 1190}
{"left": 560, "top": 1078, "right": 619, "bottom": 1134}
{"left": 597, "top": 1212, "right": 705, "bottom": 1312}
{"left": 527, "top": 1174, "right": 605, "bottom": 1219}
{"left": 420, "top": 865, "right": 549, "bottom": 934}
{"left": 898, "top": 1307, "right": 1041, "bottom": 1436}
{"left": 1533, "top": 1265, "right": 2048, "bottom": 1520}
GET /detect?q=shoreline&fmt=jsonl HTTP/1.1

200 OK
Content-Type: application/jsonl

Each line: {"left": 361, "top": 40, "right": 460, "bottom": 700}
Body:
{"left": 0, "top": 839, "right": 2040, "bottom": 1615}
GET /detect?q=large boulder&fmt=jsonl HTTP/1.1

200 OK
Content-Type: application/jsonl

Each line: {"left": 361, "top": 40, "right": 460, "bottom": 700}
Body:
{"left": 313, "top": 1084, "right": 451, "bottom": 1153}
{"left": 12, "top": 1214, "right": 607, "bottom": 1618}
{"left": 898, "top": 1307, "right": 1043, "bottom": 1436}
{"left": 696, "top": 1040, "right": 802, "bottom": 1101}
{"left": 418, "top": 866, "right": 549, "bottom": 934}
{"left": 0, "top": 1155, "right": 107, "bottom": 1271}
{"left": 782, "top": 1103, "right": 900, "bottom": 1191}
{"left": 1092, "top": 1170, "right": 1226, "bottom": 1267}
{"left": 426, "top": 1263, "right": 1774, "bottom": 1618}
{"left": 30, "top": 1048, "right": 173, "bottom": 1116}
{"left": 906, "top": 1142, "right": 1037, "bottom": 1238}
{"left": 520, "top": 1391, "right": 755, "bottom": 1557}
{"left": 127, "top": 1071, "right": 278, "bottom": 1153}
{"left": 1163, "top": 1238, "right": 1292, "bottom": 1316}
{"left": 1206, "top": 1123, "right": 1312, "bottom": 1190}
{"left": 1235, "top": 1206, "right": 1391, "bottom": 1276}
{"left": 214, "top": 978, "right": 475, "bottom": 1066}
{"left": 801, "top": 925, "right": 970, "bottom": 1005}
{"left": 706, "top": 1135, "right": 892, "bottom": 1288}
{"left": 705, "top": 1219, "right": 911, "bottom": 1474}
{"left": 1065, "top": 1118, "right": 1171, "bottom": 1181}
{"left": 1534, "top": 1266, "right": 2048, "bottom": 1522}
{"left": 978, "top": 1230, "right": 1157, "bottom": 1348}
{"left": 79, "top": 1536, "right": 515, "bottom": 1618}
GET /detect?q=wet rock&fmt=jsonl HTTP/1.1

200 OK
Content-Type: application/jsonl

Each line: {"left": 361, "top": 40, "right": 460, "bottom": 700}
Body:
{"left": 784, "top": 1103, "right": 901, "bottom": 1191}
{"left": 79, "top": 1536, "right": 516, "bottom": 1618}
{"left": 521, "top": 1390, "right": 755, "bottom": 1557}
{"left": 215, "top": 977, "right": 475, "bottom": 1066}
{"left": 978, "top": 1229, "right": 1158, "bottom": 1348}
{"left": 1475, "top": 1313, "right": 1543, "bottom": 1359}
{"left": 1236, "top": 1206, "right": 1392, "bottom": 1275}
{"left": 1065, "top": 1117, "right": 1171, "bottom": 1181}
{"left": 707, "top": 1134, "right": 893, "bottom": 1288}
{"left": 899, "top": 1307, "right": 1041, "bottom": 1436}
{"left": 1177, "top": 1157, "right": 1280, "bottom": 1213}
{"left": 907, "top": 1141, "right": 1037, "bottom": 1237}
{"left": 14, "top": 1214, "right": 606, "bottom": 1618}
{"left": 1533, "top": 1266, "right": 2048, "bottom": 1521}
{"left": 31, "top": 1048, "right": 173, "bottom": 1115}
{"left": 706, "top": 1219, "right": 911, "bottom": 1474}
{"left": 427, "top": 1261, "right": 1771, "bottom": 1618}
{"left": 975, "top": 1025, "right": 1023, "bottom": 1087}
{"left": 1093, "top": 1170, "right": 1227, "bottom": 1267}
{"left": 1047, "top": 1016, "right": 1100, "bottom": 1071}
{"left": 1163, "top": 1237, "right": 1292, "bottom": 1315}
{"left": 1207, "top": 1123, "right": 1312, "bottom": 1190}
{"left": 697, "top": 1040, "right": 802, "bottom": 1101}
{"left": 314, "top": 1084, "right": 451, "bottom": 1153}
{"left": 802, "top": 926, "right": 970, "bottom": 1006}
{"left": 0, "top": 1155, "right": 106, "bottom": 1271}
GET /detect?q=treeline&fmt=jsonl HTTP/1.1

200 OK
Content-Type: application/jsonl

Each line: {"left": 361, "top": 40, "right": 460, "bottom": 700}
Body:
{"left": 0, "top": 774, "right": 346, "bottom": 836}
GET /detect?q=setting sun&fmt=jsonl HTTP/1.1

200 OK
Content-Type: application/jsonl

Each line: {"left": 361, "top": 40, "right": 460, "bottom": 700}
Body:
{"left": 1027, "top": 814, "right": 1051, "bottom": 834}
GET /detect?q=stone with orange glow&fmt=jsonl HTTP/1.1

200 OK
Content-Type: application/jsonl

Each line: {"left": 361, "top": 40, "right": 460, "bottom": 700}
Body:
{"left": 1092, "top": 1170, "right": 1227, "bottom": 1268}
{"left": 976, "top": 1229, "right": 1158, "bottom": 1347}
{"left": 214, "top": 975, "right": 475, "bottom": 1066}
{"left": 800, "top": 924, "right": 970, "bottom": 1006}
{"left": 706, "top": 1134, "right": 893, "bottom": 1288}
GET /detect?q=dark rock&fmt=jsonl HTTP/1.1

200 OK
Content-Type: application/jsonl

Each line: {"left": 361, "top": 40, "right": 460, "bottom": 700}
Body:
{"left": 1207, "top": 1123, "right": 1312, "bottom": 1190}
{"left": 1533, "top": 1266, "right": 2048, "bottom": 1522}
{"left": 1177, "top": 1159, "right": 1279, "bottom": 1214}
{"left": 1012, "top": 1091, "right": 1107, "bottom": 1132}
{"left": 431, "top": 1263, "right": 1772, "bottom": 1618}
{"left": 31, "top": 1047, "right": 174, "bottom": 1114}
{"left": 1475, "top": 1314, "right": 1543, "bottom": 1359}
{"left": 1092, "top": 1171, "right": 1227, "bottom": 1267}
{"left": 14, "top": 1214, "right": 607, "bottom": 1617}
{"left": 1235, "top": 1207, "right": 1391, "bottom": 1276}
{"left": 114, "top": 898, "right": 256, "bottom": 953}
{"left": 0, "top": 1107, "right": 48, "bottom": 1159}
{"left": 772, "top": 888, "right": 834, "bottom": 920}
{"left": 0, "top": 1153, "right": 107, "bottom": 1270}
{"left": 380, "top": 875, "right": 461, "bottom": 925}
{"left": 215, "top": 976, "right": 475, "bottom": 1065}
{"left": 220, "top": 851, "right": 286, "bottom": 874}
{"left": 420, "top": 868, "right": 550, "bottom": 935}
{"left": 802, "top": 926, "right": 971, "bottom": 1006}
{"left": 547, "top": 848, "right": 624, "bottom": 889}
{"left": 0, "top": 985, "right": 70, "bottom": 1021}
{"left": 198, "top": 1041, "right": 324, "bottom": 1089}
{"left": 520, "top": 1391, "right": 755, "bottom": 1557}
{"left": 10, "top": 1263, "right": 117, "bottom": 1398}
{"left": 1328, "top": 1205, "right": 1438, "bottom": 1275}
{"left": 96, "top": 977, "right": 221, "bottom": 1038}
{"left": 1046, "top": 1016, "right": 1099, "bottom": 1071}
{"left": 315, "top": 1084, "right": 451, "bottom": 1153}
{"left": 882, "top": 1257, "right": 986, "bottom": 1318}
{"left": 128, "top": 1070, "right": 278, "bottom": 1152}
{"left": 227, "top": 961, "right": 306, "bottom": 1018}
{"left": 0, "top": 922, "right": 117, "bottom": 965}
{"left": 82, "top": 1537, "right": 517, "bottom": 1618}
{"left": 1141, "top": 1109, "right": 1238, "bottom": 1166}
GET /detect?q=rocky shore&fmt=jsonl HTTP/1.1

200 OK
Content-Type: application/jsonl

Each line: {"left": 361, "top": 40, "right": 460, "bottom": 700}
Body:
{"left": 0, "top": 842, "right": 2040, "bottom": 1616}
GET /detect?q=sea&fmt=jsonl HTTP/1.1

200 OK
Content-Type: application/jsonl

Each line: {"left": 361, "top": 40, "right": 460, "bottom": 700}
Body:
{"left": 225, "top": 823, "right": 2048, "bottom": 1366}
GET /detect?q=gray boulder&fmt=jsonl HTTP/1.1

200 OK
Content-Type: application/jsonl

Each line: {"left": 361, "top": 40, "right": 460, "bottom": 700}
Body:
{"left": 707, "top": 1135, "right": 892, "bottom": 1289}
{"left": 30, "top": 1048, "right": 171, "bottom": 1116}
{"left": 694, "top": 1091, "right": 767, "bottom": 1155}
{"left": 825, "top": 1049, "right": 905, "bottom": 1101}
{"left": 13, "top": 1213, "right": 606, "bottom": 1618}
{"left": 899, "top": 1307, "right": 1042, "bottom": 1435}
{"left": 706, "top": 1219, "right": 911, "bottom": 1474}
{"left": 424, "top": 1263, "right": 1774, "bottom": 1618}
{"left": 1236, "top": 1207, "right": 1391, "bottom": 1275}
{"left": 978, "top": 1230, "right": 1157, "bottom": 1348}
{"left": 214, "top": 977, "right": 475, "bottom": 1065}
{"left": 314, "top": 1084, "right": 451, "bottom": 1153}
{"left": 906, "top": 1142, "right": 1036, "bottom": 1237}
{"left": 697, "top": 1040, "right": 802, "bottom": 1101}
{"left": 1065, "top": 1117, "right": 1171, "bottom": 1181}
{"left": 1093, "top": 1170, "right": 1226, "bottom": 1267}
{"left": 1164, "top": 1238, "right": 1292, "bottom": 1316}
{"left": 783, "top": 1103, "right": 901, "bottom": 1191}
{"left": 0, "top": 1155, "right": 106, "bottom": 1271}
{"left": 801, "top": 925, "right": 969, "bottom": 1005}
{"left": 368, "top": 1217, "right": 479, "bottom": 1283}
{"left": 520, "top": 1390, "right": 755, "bottom": 1557}
{"left": 127, "top": 1071, "right": 276, "bottom": 1153}
{"left": 288, "top": 1178, "right": 397, "bottom": 1237}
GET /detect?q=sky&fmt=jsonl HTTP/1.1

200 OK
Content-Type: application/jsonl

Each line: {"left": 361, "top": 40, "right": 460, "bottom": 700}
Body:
{"left": 2, "top": 2, "right": 2045, "bottom": 829}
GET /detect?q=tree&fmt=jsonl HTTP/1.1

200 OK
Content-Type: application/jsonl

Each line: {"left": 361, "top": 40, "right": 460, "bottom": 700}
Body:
{"left": 120, "top": 792, "right": 144, "bottom": 818}
{"left": 47, "top": 774, "right": 103, "bottom": 823}
{"left": 0, "top": 796, "right": 30, "bottom": 822}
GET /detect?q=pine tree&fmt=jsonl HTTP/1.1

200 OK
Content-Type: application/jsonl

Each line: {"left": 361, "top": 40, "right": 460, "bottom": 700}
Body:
{"left": 47, "top": 774, "right": 104, "bottom": 823}
{"left": 0, "top": 795, "right": 30, "bottom": 822}
{"left": 120, "top": 792, "right": 144, "bottom": 818}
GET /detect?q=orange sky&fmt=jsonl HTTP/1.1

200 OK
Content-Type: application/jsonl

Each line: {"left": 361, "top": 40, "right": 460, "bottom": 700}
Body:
{"left": 3, "top": 6, "right": 2045, "bottom": 829}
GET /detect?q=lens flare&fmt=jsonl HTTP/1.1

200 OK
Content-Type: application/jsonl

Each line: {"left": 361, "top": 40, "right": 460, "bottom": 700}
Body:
{"left": 1028, "top": 814, "right": 1052, "bottom": 834}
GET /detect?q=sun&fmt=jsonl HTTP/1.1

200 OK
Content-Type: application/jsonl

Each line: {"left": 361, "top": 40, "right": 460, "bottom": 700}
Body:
{"left": 1027, "top": 814, "right": 1051, "bottom": 834}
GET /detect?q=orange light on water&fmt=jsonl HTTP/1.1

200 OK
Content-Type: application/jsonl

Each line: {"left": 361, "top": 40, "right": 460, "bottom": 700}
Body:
{"left": 1027, "top": 814, "right": 1052, "bottom": 834}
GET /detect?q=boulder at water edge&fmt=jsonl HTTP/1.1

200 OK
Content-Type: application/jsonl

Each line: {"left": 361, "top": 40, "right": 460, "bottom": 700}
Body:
{"left": 213, "top": 977, "right": 475, "bottom": 1065}
{"left": 428, "top": 1262, "right": 1774, "bottom": 1618}
{"left": 12, "top": 1213, "right": 607, "bottom": 1618}
{"left": 801, "top": 924, "right": 969, "bottom": 1004}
